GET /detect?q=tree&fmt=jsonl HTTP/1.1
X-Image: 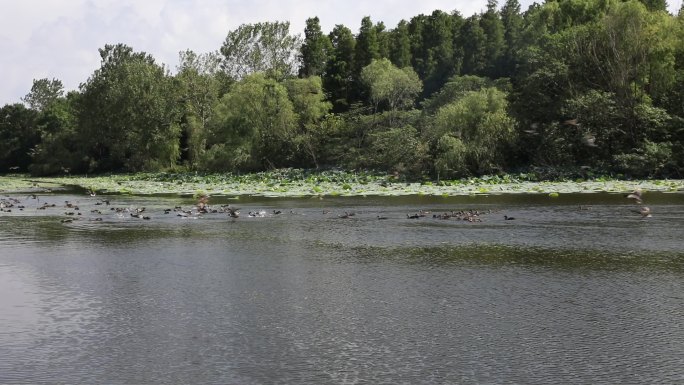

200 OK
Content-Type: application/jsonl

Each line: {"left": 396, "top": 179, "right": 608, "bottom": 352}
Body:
{"left": 500, "top": 0, "right": 524, "bottom": 77}
{"left": 29, "top": 92, "right": 81, "bottom": 175}
{"left": 425, "top": 86, "right": 517, "bottom": 175}
{"left": 0, "top": 103, "right": 39, "bottom": 172}
{"left": 567, "top": 2, "right": 679, "bottom": 146}
{"left": 283, "top": 76, "right": 332, "bottom": 167}
{"left": 480, "top": 0, "right": 506, "bottom": 78}
{"left": 220, "top": 22, "right": 301, "bottom": 81}
{"left": 421, "top": 10, "right": 458, "bottom": 95}
{"left": 638, "top": 0, "right": 667, "bottom": 12}
{"left": 22, "top": 78, "right": 64, "bottom": 112}
{"left": 389, "top": 20, "right": 412, "bottom": 68}
{"left": 324, "top": 24, "right": 356, "bottom": 112}
{"left": 360, "top": 59, "right": 422, "bottom": 122}
{"left": 375, "top": 22, "right": 391, "bottom": 59}
{"left": 367, "top": 125, "right": 427, "bottom": 175}
{"left": 299, "top": 17, "right": 332, "bottom": 77}
{"left": 77, "top": 44, "right": 181, "bottom": 172}
{"left": 204, "top": 73, "right": 297, "bottom": 171}
{"left": 460, "top": 16, "right": 487, "bottom": 75}
{"left": 354, "top": 16, "right": 381, "bottom": 76}
{"left": 175, "top": 49, "right": 226, "bottom": 168}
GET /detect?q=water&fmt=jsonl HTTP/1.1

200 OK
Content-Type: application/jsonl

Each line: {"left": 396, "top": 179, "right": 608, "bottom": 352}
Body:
{"left": 1, "top": 192, "right": 684, "bottom": 384}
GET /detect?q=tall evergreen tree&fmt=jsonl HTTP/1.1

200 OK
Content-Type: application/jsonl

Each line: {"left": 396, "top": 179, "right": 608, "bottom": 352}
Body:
{"left": 354, "top": 16, "right": 381, "bottom": 78}
{"left": 375, "top": 21, "right": 391, "bottom": 59}
{"left": 460, "top": 16, "right": 487, "bottom": 75}
{"left": 422, "top": 10, "right": 456, "bottom": 96}
{"left": 500, "top": 0, "right": 524, "bottom": 77}
{"left": 480, "top": 0, "right": 506, "bottom": 78}
{"left": 389, "top": 20, "right": 412, "bottom": 68}
{"left": 299, "top": 17, "right": 332, "bottom": 77}
{"left": 324, "top": 24, "right": 356, "bottom": 112}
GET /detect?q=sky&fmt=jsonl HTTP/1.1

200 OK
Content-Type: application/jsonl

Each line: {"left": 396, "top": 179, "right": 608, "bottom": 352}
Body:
{"left": 0, "top": 0, "right": 680, "bottom": 106}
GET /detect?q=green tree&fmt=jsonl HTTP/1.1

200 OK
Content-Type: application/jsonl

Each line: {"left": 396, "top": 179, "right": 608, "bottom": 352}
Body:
{"left": 220, "top": 21, "right": 301, "bottom": 81}
{"left": 460, "top": 16, "right": 487, "bottom": 75}
{"left": 324, "top": 24, "right": 356, "bottom": 112}
{"left": 175, "top": 49, "right": 226, "bottom": 168}
{"left": 567, "top": 2, "right": 678, "bottom": 146}
{"left": 422, "top": 10, "right": 457, "bottom": 95}
{"left": 22, "top": 78, "right": 64, "bottom": 112}
{"left": 638, "top": 0, "right": 667, "bottom": 12}
{"left": 299, "top": 17, "right": 332, "bottom": 77}
{"left": 77, "top": 44, "right": 181, "bottom": 172}
{"left": 425, "top": 86, "right": 517, "bottom": 175}
{"left": 283, "top": 76, "right": 332, "bottom": 168}
{"left": 360, "top": 58, "right": 422, "bottom": 123}
{"left": 29, "top": 92, "right": 81, "bottom": 175}
{"left": 500, "top": 0, "right": 524, "bottom": 77}
{"left": 367, "top": 125, "right": 427, "bottom": 175}
{"left": 204, "top": 73, "right": 297, "bottom": 171}
{"left": 375, "top": 21, "right": 391, "bottom": 59}
{"left": 0, "top": 103, "right": 39, "bottom": 172}
{"left": 354, "top": 16, "right": 381, "bottom": 77}
{"left": 388, "top": 20, "right": 412, "bottom": 68}
{"left": 480, "top": 0, "right": 506, "bottom": 77}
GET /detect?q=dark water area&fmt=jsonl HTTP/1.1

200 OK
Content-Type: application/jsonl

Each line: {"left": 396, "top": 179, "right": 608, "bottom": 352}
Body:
{"left": 1, "top": 192, "right": 684, "bottom": 384}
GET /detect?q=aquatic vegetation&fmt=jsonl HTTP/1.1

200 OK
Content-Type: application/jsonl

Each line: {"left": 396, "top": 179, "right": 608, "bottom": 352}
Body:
{"left": 1, "top": 170, "right": 683, "bottom": 197}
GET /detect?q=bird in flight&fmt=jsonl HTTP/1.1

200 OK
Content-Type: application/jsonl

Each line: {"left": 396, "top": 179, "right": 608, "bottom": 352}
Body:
{"left": 626, "top": 187, "right": 643, "bottom": 204}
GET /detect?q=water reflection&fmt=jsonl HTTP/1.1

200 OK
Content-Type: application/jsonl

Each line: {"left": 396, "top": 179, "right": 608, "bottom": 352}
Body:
{"left": 1, "top": 192, "right": 683, "bottom": 383}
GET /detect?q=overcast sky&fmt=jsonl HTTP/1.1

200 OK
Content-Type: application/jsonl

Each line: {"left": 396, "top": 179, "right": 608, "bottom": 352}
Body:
{"left": 0, "top": 0, "right": 679, "bottom": 106}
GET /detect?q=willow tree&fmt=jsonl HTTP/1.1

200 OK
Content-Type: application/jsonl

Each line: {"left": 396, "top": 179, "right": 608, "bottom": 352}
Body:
{"left": 360, "top": 58, "right": 422, "bottom": 122}
{"left": 283, "top": 76, "right": 332, "bottom": 168}
{"left": 426, "top": 86, "right": 517, "bottom": 176}
{"left": 220, "top": 21, "right": 301, "bottom": 81}
{"left": 204, "top": 73, "right": 297, "bottom": 171}
{"left": 175, "top": 50, "right": 225, "bottom": 168}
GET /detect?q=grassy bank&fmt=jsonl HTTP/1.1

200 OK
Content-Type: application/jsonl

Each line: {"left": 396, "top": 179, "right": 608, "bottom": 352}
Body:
{"left": 2, "top": 170, "right": 683, "bottom": 197}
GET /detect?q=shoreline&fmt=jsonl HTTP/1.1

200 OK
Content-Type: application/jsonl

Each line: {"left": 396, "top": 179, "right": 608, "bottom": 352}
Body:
{"left": 2, "top": 173, "right": 683, "bottom": 198}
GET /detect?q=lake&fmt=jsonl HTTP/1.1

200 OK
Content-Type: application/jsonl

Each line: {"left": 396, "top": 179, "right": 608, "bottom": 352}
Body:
{"left": 1, "top": 191, "right": 683, "bottom": 384}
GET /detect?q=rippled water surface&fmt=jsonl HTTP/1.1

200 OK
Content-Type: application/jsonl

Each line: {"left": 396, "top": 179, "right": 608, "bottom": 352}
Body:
{"left": 1, "top": 192, "right": 684, "bottom": 384}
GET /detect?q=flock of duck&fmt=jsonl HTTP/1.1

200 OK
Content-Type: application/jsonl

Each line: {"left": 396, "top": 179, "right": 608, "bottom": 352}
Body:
{"left": 0, "top": 187, "right": 652, "bottom": 223}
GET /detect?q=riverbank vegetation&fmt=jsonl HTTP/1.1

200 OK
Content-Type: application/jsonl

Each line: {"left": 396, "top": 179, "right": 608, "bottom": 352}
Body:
{"left": 1, "top": 0, "right": 684, "bottom": 181}
{"left": 2, "top": 171, "right": 682, "bottom": 197}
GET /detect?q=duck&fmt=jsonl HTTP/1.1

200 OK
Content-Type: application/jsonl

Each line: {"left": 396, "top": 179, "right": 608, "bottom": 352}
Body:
{"left": 626, "top": 188, "right": 643, "bottom": 204}
{"left": 504, "top": 215, "right": 515, "bottom": 220}
{"left": 636, "top": 207, "right": 651, "bottom": 218}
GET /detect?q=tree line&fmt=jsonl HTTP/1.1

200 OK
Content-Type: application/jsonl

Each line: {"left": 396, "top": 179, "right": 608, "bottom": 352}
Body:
{"left": 2, "top": 0, "right": 683, "bottom": 179}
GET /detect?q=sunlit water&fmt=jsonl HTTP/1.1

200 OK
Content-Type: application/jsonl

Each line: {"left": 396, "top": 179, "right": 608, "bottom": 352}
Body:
{"left": 1, "top": 191, "right": 684, "bottom": 384}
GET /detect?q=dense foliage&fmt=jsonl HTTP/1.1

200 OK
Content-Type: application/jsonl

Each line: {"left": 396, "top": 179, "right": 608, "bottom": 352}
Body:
{"left": 2, "top": 0, "right": 684, "bottom": 179}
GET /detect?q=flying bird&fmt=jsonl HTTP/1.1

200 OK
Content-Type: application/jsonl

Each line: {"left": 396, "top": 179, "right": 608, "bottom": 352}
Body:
{"left": 582, "top": 133, "right": 598, "bottom": 147}
{"left": 626, "top": 188, "right": 643, "bottom": 204}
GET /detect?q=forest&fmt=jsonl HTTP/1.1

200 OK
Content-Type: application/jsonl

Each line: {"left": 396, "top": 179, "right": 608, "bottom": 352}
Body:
{"left": 1, "top": 0, "right": 683, "bottom": 180}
